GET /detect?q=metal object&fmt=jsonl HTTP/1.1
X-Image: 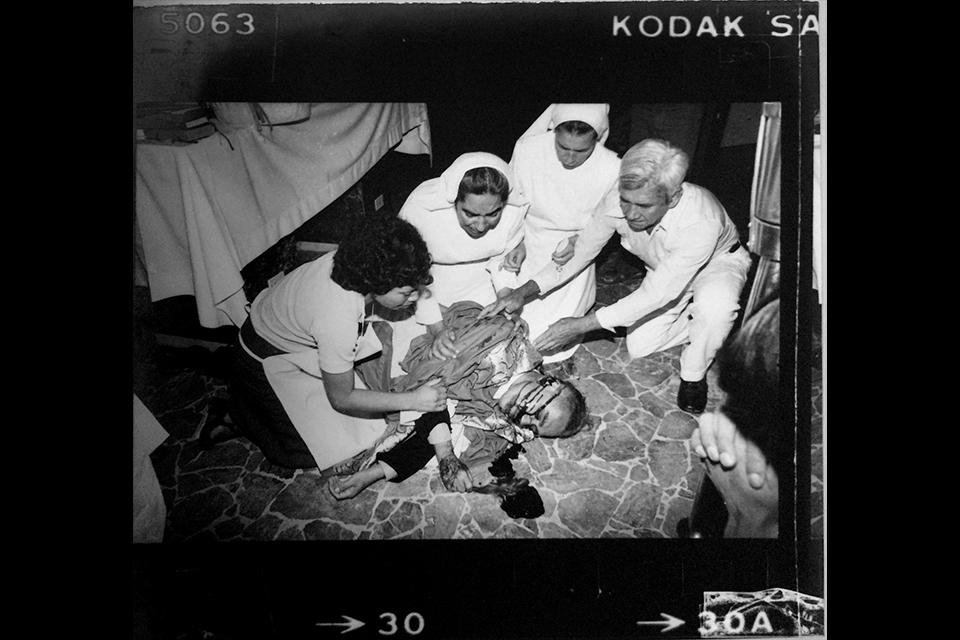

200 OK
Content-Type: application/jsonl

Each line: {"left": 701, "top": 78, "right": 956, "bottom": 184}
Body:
{"left": 743, "top": 102, "right": 781, "bottom": 319}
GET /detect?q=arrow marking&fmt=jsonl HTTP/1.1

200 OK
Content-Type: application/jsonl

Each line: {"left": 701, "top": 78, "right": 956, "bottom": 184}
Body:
{"left": 636, "top": 613, "right": 685, "bottom": 633}
{"left": 315, "top": 615, "right": 366, "bottom": 634}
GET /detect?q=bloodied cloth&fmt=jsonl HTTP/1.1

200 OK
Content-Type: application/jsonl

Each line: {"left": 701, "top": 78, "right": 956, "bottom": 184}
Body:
{"left": 392, "top": 301, "right": 543, "bottom": 444}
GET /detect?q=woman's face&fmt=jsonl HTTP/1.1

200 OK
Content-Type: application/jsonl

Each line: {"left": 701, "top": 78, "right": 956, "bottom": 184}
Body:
{"left": 455, "top": 192, "right": 504, "bottom": 239}
{"left": 374, "top": 285, "right": 421, "bottom": 310}
{"left": 554, "top": 129, "right": 597, "bottom": 170}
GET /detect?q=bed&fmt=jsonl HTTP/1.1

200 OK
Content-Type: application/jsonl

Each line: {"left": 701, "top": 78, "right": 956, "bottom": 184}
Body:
{"left": 134, "top": 102, "right": 432, "bottom": 328}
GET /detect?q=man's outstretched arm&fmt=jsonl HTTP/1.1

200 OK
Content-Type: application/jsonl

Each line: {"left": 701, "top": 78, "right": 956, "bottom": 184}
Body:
{"left": 480, "top": 190, "right": 620, "bottom": 319}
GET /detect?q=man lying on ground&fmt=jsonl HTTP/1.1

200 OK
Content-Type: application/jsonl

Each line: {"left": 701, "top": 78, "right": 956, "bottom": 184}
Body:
{"left": 329, "top": 301, "right": 588, "bottom": 499}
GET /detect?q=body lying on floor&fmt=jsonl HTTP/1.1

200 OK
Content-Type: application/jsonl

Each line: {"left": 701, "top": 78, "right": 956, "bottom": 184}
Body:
{"left": 329, "top": 301, "right": 589, "bottom": 499}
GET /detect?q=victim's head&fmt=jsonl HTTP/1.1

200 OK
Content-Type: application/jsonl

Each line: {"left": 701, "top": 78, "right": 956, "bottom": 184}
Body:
{"left": 498, "top": 371, "right": 588, "bottom": 438}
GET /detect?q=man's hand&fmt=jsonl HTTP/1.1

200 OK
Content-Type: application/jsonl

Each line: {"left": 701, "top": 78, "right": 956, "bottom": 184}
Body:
{"left": 438, "top": 453, "right": 473, "bottom": 492}
{"left": 692, "top": 412, "right": 768, "bottom": 490}
{"left": 479, "top": 281, "right": 541, "bottom": 319}
{"left": 533, "top": 314, "right": 597, "bottom": 354}
{"left": 551, "top": 234, "right": 578, "bottom": 267}
{"left": 502, "top": 243, "right": 526, "bottom": 273}
{"left": 409, "top": 378, "right": 448, "bottom": 412}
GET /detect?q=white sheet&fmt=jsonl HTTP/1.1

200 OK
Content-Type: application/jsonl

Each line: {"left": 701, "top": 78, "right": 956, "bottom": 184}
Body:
{"left": 135, "top": 103, "right": 432, "bottom": 328}
{"left": 133, "top": 394, "right": 169, "bottom": 543}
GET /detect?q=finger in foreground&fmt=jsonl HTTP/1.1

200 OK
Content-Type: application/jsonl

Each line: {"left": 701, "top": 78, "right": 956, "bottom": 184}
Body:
{"left": 715, "top": 412, "right": 739, "bottom": 467}
{"left": 696, "top": 412, "right": 721, "bottom": 463}
{"left": 743, "top": 440, "right": 768, "bottom": 489}
{"left": 690, "top": 427, "right": 706, "bottom": 458}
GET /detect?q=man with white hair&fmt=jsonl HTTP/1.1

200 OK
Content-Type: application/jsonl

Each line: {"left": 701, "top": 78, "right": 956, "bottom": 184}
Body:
{"left": 481, "top": 139, "right": 752, "bottom": 413}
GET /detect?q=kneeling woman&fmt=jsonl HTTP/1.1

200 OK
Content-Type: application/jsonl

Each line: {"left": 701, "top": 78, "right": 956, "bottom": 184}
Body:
{"left": 228, "top": 212, "right": 448, "bottom": 471}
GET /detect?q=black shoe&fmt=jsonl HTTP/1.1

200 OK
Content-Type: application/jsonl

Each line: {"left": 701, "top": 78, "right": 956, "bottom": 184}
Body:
{"left": 677, "top": 378, "right": 708, "bottom": 414}
{"left": 198, "top": 398, "right": 239, "bottom": 448}
{"left": 199, "top": 421, "right": 239, "bottom": 449}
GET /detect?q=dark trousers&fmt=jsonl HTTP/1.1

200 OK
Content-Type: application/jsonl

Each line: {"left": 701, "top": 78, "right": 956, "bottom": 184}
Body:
{"left": 376, "top": 409, "right": 451, "bottom": 482}
{"left": 228, "top": 319, "right": 317, "bottom": 469}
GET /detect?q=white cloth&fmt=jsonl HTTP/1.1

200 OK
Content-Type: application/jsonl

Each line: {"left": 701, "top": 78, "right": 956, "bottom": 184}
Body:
{"left": 519, "top": 103, "right": 611, "bottom": 144}
{"left": 133, "top": 394, "right": 169, "bottom": 543}
{"left": 509, "top": 109, "right": 620, "bottom": 362}
{"left": 533, "top": 182, "right": 750, "bottom": 380}
{"left": 135, "top": 103, "right": 431, "bottom": 328}
{"left": 247, "top": 252, "right": 388, "bottom": 470}
{"left": 399, "top": 152, "right": 528, "bottom": 326}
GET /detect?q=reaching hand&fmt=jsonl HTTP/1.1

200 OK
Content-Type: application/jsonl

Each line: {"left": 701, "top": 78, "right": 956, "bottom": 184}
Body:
{"left": 429, "top": 328, "right": 460, "bottom": 360}
{"left": 551, "top": 234, "right": 578, "bottom": 267}
{"left": 479, "top": 287, "right": 526, "bottom": 319}
{"left": 410, "top": 378, "right": 448, "bottom": 412}
{"left": 502, "top": 243, "right": 526, "bottom": 273}
{"left": 439, "top": 453, "right": 473, "bottom": 492}
{"left": 692, "top": 411, "right": 769, "bottom": 490}
{"left": 533, "top": 317, "right": 584, "bottom": 355}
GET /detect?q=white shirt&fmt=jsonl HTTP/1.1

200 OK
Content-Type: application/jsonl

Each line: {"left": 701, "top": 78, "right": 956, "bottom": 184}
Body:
{"left": 249, "top": 251, "right": 366, "bottom": 374}
{"left": 531, "top": 182, "right": 740, "bottom": 331}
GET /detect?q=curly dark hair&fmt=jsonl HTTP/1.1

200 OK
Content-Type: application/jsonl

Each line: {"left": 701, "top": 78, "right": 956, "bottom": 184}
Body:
{"left": 331, "top": 211, "right": 433, "bottom": 295}
{"left": 716, "top": 298, "right": 783, "bottom": 476}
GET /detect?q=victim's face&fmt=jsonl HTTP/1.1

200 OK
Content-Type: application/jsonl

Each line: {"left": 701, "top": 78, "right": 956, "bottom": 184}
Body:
{"left": 374, "top": 285, "right": 422, "bottom": 310}
{"left": 498, "top": 372, "right": 571, "bottom": 437}
{"left": 455, "top": 192, "right": 505, "bottom": 239}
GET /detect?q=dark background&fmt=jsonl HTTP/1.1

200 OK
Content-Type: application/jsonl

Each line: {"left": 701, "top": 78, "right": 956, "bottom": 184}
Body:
{"left": 131, "top": 2, "right": 823, "bottom": 639}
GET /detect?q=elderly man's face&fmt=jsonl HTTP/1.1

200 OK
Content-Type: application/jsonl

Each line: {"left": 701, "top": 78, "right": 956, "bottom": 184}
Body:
{"left": 499, "top": 372, "right": 572, "bottom": 437}
{"left": 455, "top": 192, "right": 504, "bottom": 238}
{"left": 554, "top": 130, "right": 597, "bottom": 170}
{"left": 619, "top": 184, "right": 678, "bottom": 232}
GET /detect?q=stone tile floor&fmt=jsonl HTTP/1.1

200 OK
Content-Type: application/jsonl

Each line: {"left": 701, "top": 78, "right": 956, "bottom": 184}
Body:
{"left": 138, "top": 258, "right": 824, "bottom": 542}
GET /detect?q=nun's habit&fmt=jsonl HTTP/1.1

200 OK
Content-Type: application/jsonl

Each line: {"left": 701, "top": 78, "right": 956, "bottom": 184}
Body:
{"left": 509, "top": 104, "right": 621, "bottom": 363}
{"left": 398, "top": 152, "right": 528, "bottom": 326}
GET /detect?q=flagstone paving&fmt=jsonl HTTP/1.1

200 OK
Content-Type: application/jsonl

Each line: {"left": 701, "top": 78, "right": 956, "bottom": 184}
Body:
{"left": 146, "top": 338, "right": 715, "bottom": 542}
{"left": 139, "top": 261, "right": 824, "bottom": 542}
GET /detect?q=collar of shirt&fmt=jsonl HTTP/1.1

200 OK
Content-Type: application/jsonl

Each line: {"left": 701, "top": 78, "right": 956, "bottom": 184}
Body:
{"left": 616, "top": 183, "right": 689, "bottom": 240}
{"left": 653, "top": 185, "right": 690, "bottom": 234}
{"left": 493, "top": 368, "right": 526, "bottom": 400}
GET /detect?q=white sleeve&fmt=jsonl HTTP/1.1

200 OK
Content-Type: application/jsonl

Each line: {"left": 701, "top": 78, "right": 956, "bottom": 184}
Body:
{"left": 487, "top": 203, "right": 527, "bottom": 292}
{"left": 414, "top": 291, "right": 443, "bottom": 326}
{"left": 594, "top": 219, "right": 720, "bottom": 330}
{"left": 427, "top": 423, "right": 453, "bottom": 445}
{"left": 531, "top": 187, "right": 619, "bottom": 295}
